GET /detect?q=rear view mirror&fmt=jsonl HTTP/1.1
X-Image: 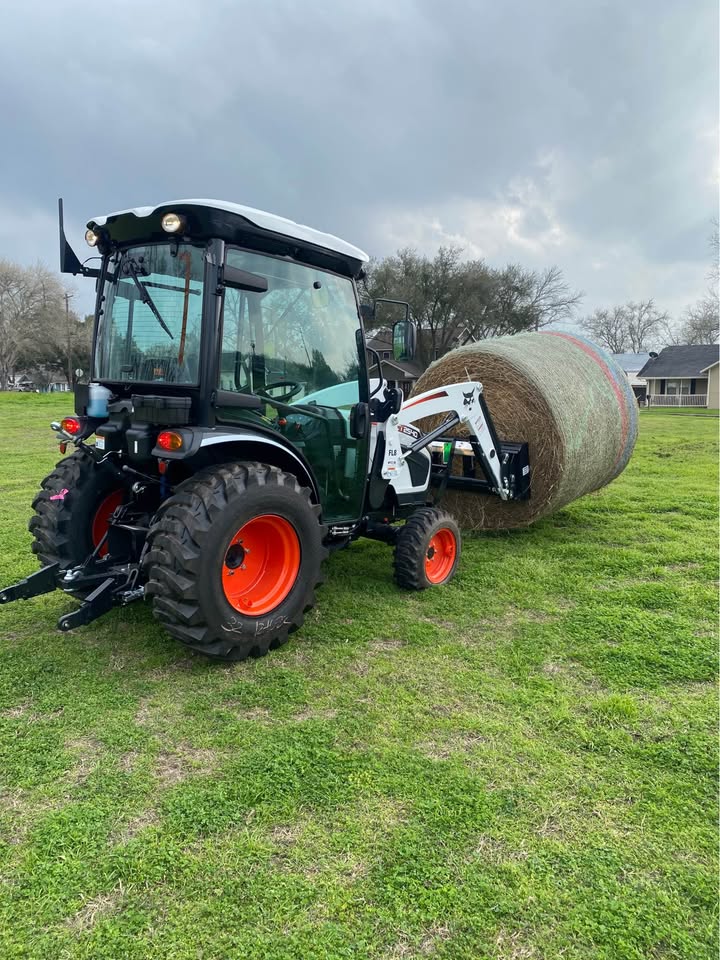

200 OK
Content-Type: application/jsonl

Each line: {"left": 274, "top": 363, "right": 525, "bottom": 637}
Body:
{"left": 393, "top": 320, "right": 417, "bottom": 362}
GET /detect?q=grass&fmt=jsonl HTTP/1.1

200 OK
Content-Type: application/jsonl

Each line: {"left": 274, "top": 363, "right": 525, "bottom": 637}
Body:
{"left": 0, "top": 393, "right": 717, "bottom": 960}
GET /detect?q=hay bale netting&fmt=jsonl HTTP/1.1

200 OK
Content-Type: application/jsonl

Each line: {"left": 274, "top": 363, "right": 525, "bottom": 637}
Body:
{"left": 411, "top": 331, "right": 638, "bottom": 530}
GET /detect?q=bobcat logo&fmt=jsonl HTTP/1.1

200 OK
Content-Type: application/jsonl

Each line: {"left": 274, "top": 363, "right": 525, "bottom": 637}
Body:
{"left": 462, "top": 389, "right": 475, "bottom": 408}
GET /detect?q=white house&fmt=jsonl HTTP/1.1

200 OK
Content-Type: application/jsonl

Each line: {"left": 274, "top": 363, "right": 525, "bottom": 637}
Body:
{"left": 638, "top": 345, "right": 720, "bottom": 407}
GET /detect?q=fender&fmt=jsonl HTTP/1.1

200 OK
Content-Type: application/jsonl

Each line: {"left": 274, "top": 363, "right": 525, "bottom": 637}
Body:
{"left": 151, "top": 426, "right": 320, "bottom": 503}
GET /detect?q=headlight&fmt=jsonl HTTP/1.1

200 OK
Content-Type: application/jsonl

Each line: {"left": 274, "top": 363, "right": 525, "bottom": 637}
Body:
{"left": 161, "top": 212, "right": 185, "bottom": 234}
{"left": 85, "top": 229, "right": 99, "bottom": 247}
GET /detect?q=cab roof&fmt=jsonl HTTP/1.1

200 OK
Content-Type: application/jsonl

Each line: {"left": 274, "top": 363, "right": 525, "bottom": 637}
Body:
{"left": 88, "top": 199, "right": 369, "bottom": 277}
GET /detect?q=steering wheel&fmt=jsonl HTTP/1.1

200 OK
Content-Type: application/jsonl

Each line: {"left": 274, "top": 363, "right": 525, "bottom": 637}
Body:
{"left": 256, "top": 379, "right": 304, "bottom": 404}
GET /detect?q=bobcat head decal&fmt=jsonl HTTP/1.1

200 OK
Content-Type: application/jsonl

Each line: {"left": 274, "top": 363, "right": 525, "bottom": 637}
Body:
{"left": 463, "top": 388, "right": 475, "bottom": 408}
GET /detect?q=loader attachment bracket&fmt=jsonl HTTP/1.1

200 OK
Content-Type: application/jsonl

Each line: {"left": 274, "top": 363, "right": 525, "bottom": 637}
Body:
{"left": 430, "top": 438, "right": 531, "bottom": 501}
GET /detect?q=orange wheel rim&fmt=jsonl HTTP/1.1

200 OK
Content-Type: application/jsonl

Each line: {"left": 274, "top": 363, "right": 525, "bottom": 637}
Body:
{"left": 222, "top": 514, "right": 301, "bottom": 616}
{"left": 91, "top": 490, "right": 125, "bottom": 557}
{"left": 425, "top": 528, "right": 457, "bottom": 584}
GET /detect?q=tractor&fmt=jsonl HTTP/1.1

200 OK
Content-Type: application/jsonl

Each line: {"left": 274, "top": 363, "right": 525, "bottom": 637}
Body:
{"left": 0, "top": 199, "right": 530, "bottom": 660}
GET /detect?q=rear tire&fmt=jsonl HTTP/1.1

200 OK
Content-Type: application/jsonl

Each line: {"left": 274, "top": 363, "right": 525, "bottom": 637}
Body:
{"left": 28, "top": 449, "right": 127, "bottom": 597}
{"left": 393, "top": 507, "right": 461, "bottom": 590}
{"left": 143, "top": 462, "right": 327, "bottom": 661}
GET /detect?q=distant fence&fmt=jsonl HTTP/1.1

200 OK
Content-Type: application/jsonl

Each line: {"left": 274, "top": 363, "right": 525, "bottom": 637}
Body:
{"left": 647, "top": 395, "right": 707, "bottom": 407}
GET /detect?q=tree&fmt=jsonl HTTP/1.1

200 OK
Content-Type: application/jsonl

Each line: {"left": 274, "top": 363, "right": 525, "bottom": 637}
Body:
{"left": 363, "top": 247, "right": 484, "bottom": 365}
{"left": 0, "top": 260, "right": 91, "bottom": 390}
{"left": 582, "top": 299, "right": 669, "bottom": 353}
{"left": 0, "top": 260, "right": 54, "bottom": 390}
{"left": 675, "top": 295, "right": 719, "bottom": 345}
{"left": 581, "top": 305, "right": 629, "bottom": 353}
{"left": 669, "top": 219, "right": 719, "bottom": 345}
{"left": 363, "top": 247, "right": 582, "bottom": 365}
{"left": 15, "top": 278, "right": 92, "bottom": 388}
{"left": 477, "top": 264, "right": 582, "bottom": 341}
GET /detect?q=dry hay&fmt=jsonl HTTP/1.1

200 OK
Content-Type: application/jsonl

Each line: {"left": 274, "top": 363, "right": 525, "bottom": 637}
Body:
{"left": 411, "top": 332, "right": 637, "bottom": 530}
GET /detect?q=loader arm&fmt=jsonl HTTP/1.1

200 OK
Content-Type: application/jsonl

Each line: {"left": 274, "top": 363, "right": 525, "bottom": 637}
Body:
{"left": 380, "top": 382, "right": 530, "bottom": 502}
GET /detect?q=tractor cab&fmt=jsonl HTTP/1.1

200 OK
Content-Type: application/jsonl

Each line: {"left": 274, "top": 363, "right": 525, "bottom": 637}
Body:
{"left": 61, "top": 198, "right": 397, "bottom": 526}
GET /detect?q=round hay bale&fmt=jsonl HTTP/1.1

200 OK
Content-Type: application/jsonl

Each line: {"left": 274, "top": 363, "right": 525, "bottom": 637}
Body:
{"left": 410, "top": 331, "right": 638, "bottom": 530}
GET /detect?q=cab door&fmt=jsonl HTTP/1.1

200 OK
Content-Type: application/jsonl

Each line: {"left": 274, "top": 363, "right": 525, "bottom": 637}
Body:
{"left": 215, "top": 247, "right": 370, "bottom": 525}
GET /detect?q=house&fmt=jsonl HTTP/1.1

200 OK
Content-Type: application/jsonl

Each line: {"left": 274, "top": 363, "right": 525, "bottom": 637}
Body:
{"left": 700, "top": 359, "right": 719, "bottom": 411}
{"left": 612, "top": 352, "right": 652, "bottom": 403}
{"left": 366, "top": 329, "right": 424, "bottom": 398}
{"left": 638, "top": 344, "right": 720, "bottom": 408}
{"left": 8, "top": 374, "right": 35, "bottom": 392}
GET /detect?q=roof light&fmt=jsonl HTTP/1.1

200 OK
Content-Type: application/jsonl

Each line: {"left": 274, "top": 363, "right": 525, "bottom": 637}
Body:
{"left": 157, "top": 430, "right": 183, "bottom": 451}
{"left": 60, "top": 416, "right": 82, "bottom": 436}
{"left": 85, "top": 229, "right": 99, "bottom": 247}
{"left": 161, "top": 213, "right": 185, "bottom": 234}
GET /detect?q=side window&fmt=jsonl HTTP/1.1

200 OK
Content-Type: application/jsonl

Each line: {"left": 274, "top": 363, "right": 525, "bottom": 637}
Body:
{"left": 219, "top": 249, "right": 363, "bottom": 409}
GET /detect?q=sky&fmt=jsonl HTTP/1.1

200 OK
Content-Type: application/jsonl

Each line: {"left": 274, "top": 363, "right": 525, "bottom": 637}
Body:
{"left": 0, "top": 0, "right": 717, "bottom": 321}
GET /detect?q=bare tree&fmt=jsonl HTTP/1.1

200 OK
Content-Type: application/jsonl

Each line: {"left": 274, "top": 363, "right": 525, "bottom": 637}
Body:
{"left": 0, "top": 260, "right": 89, "bottom": 390}
{"left": 671, "top": 219, "right": 720, "bottom": 345}
{"left": 581, "top": 305, "right": 631, "bottom": 353}
{"left": 582, "top": 299, "right": 668, "bottom": 353}
{"left": 676, "top": 295, "right": 719, "bottom": 345}
{"left": 0, "top": 260, "right": 54, "bottom": 390}
{"left": 19, "top": 292, "right": 92, "bottom": 387}
{"left": 525, "top": 265, "right": 584, "bottom": 330}
{"left": 624, "top": 300, "right": 670, "bottom": 352}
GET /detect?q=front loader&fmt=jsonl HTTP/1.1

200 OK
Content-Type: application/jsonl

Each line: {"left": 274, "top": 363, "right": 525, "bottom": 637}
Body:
{"left": 0, "top": 199, "right": 530, "bottom": 660}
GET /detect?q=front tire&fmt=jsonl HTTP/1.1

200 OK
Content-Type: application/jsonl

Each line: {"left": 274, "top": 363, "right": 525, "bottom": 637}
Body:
{"left": 143, "top": 462, "right": 327, "bottom": 661}
{"left": 393, "top": 507, "right": 461, "bottom": 590}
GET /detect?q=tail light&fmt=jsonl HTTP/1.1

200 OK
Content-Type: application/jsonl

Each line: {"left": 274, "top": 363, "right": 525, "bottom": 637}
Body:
{"left": 60, "top": 417, "right": 82, "bottom": 436}
{"left": 157, "top": 430, "right": 183, "bottom": 452}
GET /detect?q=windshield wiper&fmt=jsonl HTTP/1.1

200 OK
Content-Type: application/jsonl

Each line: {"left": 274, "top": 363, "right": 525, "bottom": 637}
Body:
{"left": 123, "top": 258, "right": 174, "bottom": 340}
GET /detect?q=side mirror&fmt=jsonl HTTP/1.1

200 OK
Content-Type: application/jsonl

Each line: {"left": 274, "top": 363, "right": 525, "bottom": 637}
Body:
{"left": 393, "top": 320, "right": 417, "bottom": 362}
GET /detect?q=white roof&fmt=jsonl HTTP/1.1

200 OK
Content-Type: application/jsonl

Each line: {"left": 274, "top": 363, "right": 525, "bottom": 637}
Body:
{"left": 89, "top": 199, "right": 369, "bottom": 263}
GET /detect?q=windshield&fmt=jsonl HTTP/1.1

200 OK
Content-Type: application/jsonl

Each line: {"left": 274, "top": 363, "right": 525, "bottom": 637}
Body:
{"left": 95, "top": 243, "right": 205, "bottom": 383}
{"left": 219, "top": 249, "right": 362, "bottom": 409}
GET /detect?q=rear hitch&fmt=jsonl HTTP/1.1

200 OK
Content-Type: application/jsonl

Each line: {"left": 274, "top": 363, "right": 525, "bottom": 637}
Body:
{"left": 56, "top": 564, "right": 144, "bottom": 632}
{"left": 1, "top": 560, "right": 144, "bottom": 633}
{"left": 0, "top": 563, "right": 60, "bottom": 604}
{"left": 58, "top": 578, "right": 117, "bottom": 631}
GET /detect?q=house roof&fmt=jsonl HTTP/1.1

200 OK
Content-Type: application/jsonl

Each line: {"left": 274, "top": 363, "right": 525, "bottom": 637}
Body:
{"left": 612, "top": 352, "right": 652, "bottom": 373}
{"left": 700, "top": 360, "right": 719, "bottom": 373}
{"left": 382, "top": 357, "right": 424, "bottom": 379}
{"left": 638, "top": 344, "right": 720, "bottom": 379}
{"left": 366, "top": 328, "right": 392, "bottom": 349}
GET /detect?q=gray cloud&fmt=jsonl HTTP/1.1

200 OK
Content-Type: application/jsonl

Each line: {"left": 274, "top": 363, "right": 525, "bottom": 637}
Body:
{"left": 0, "top": 0, "right": 716, "bottom": 318}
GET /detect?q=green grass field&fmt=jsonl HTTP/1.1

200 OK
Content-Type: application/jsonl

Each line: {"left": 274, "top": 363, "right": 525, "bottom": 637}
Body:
{"left": 0, "top": 394, "right": 717, "bottom": 960}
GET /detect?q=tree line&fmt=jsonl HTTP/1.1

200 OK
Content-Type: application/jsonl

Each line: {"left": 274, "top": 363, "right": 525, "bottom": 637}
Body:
{"left": 0, "top": 260, "right": 92, "bottom": 391}
{"left": 1, "top": 222, "right": 717, "bottom": 391}
{"left": 363, "top": 222, "right": 719, "bottom": 361}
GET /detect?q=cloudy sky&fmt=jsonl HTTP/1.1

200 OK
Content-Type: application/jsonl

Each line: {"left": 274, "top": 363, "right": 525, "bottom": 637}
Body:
{"left": 0, "top": 0, "right": 717, "bottom": 319}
